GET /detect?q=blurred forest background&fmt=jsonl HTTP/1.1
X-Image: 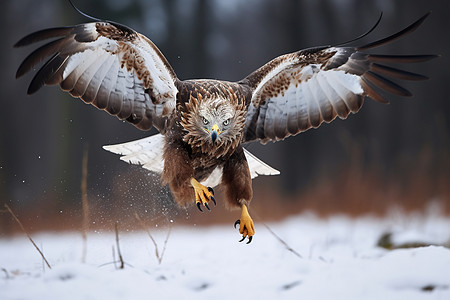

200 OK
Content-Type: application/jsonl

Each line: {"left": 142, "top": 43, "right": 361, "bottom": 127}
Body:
{"left": 1, "top": 0, "right": 449, "bottom": 233}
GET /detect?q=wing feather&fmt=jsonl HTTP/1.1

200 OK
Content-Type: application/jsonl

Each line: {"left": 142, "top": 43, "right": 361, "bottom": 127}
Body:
{"left": 242, "top": 13, "right": 436, "bottom": 143}
{"left": 95, "top": 58, "right": 119, "bottom": 110}
{"left": 263, "top": 101, "right": 277, "bottom": 140}
{"left": 363, "top": 71, "right": 412, "bottom": 97}
{"left": 312, "top": 76, "right": 335, "bottom": 123}
{"left": 305, "top": 78, "right": 322, "bottom": 128}
{"left": 315, "top": 72, "right": 339, "bottom": 120}
{"left": 370, "top": 63, "right": 428, "bottom": 81}
{"left": 72, "top": 52, "right": 109, "bottom": 98}
{"left": 274, "top": 95, "right": 288, "bottom": 138}
{"left": 14, "top": 27, "right": 74, "bottom": 47}
{"left": 296, "top": 85, "right": 310, "bottom": 131}
{"left": 66, "top": 49, "right": 105, "bottom": 95}
{"left": 15, "top": 22, "right": 179, "bottom": 132}
{"left": 286, "top": 85, "right": 299, "bottom": 134}
{"left": 16, "top": 38, "right": 66, "bottom": 78}
{"left": 327, "top": 71, "right": 363, "bottom": 112}
{"left": 82, "top": 54, "right": 116, "bottom": 103}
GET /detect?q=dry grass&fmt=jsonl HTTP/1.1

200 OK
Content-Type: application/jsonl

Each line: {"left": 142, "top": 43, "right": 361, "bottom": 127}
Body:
{"left": 81, "top": 147, "right": 90, "bottom": 263}
{"left": 135, "top": 212, "right": 171, "bottom": 264}
{"left": 114, "top": 222, "right": 125, "bottom": 269}
{"left": 4, "top": 204, "right": 51, "bottom": 269}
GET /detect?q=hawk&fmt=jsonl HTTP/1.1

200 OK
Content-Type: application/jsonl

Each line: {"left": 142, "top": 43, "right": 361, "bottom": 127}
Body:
{"left": 15, "top": 5, "right": 436, "bottom": 243}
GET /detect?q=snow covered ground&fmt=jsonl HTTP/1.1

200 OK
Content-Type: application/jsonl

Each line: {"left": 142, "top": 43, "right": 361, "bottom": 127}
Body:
{"left": 1, "top": 212, "right": 450, "bottom": 300}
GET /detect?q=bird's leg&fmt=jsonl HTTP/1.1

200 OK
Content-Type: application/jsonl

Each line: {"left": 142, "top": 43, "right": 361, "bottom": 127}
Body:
{"left": 190, "top": 178, "right": 216, "bottom": 212}
{"left": 234, "top": 204, "right": 255, "bottom": 244}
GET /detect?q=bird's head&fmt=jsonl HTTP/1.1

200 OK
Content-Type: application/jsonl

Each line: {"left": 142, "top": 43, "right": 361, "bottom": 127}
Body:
{"left": 180, "top": 93, "right": 246, "bottom": 157}
{"left": 198, "top": 101, "right": 235, "bottom": 144}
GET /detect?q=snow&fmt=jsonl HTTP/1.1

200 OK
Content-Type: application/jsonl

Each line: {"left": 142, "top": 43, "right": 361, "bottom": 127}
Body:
{"left": 1, "top": 213, "right": 450, "bottom": 300}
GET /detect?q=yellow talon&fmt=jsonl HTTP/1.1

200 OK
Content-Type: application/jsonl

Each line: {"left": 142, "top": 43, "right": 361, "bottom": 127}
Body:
{"left": 190, "top": 178, "right": 216, "bottom": 212}
{"left": 235, "top": 204, "right": 254, "bottom": 243}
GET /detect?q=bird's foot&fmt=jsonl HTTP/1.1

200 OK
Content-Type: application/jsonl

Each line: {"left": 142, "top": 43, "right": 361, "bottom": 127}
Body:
{"left": 190, "top": 178, "right": 216, "bottom": 212}
{"left": 234, "top": 204, "right": 254, "bottom": 244}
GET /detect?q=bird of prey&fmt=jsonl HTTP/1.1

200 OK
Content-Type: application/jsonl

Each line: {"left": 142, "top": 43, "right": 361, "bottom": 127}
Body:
{"left": 15, "top": 4, "right": 436, "bottom": 243}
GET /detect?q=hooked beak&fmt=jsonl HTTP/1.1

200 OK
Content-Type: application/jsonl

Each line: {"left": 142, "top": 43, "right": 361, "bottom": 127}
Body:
{"left": 211, "top": 124, "right": 220, "bottom": 143}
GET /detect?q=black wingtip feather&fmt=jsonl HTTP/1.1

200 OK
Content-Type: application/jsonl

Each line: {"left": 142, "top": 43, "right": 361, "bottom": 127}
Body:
{"left": 27, "top": 53, "right": 66, "bottom": 95}
{"left": 334, "top": 12, "right": 383, "bottom": 47}
{"left": 357, "top": 12, "right": 432, "bottom": 51}
{"left": 364, "top": 71, "right": 413, "bottom": 97}
{"left": 371, "top": 63, "right": 429, "bottom": 81}
{"left": 68, "top": 0, "right": 102, "bottom": 22}
{"left": 16, "top": 38, "right": 66, "bottom": 79}
{"left": 361, "top": 79, "right": 390, "bottom": 104}
{"left": 67, "top": 0, "right": 135, "bottom": 35}
{"left": 14, "top": 27, "right": 73, "bottom": 48}
{"left": 369, "top": 54, "right": 439, "bottom": 64}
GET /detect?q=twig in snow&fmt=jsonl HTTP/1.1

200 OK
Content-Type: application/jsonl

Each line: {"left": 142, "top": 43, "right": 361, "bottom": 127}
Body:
{"left": 4, "top": 204, "right": 52, "bottom": 269}
{"left": 160, "top": 227, "right": 171, "bottom": 262}
{"left": 135, "top": 213, "right": 171, "bottom": 264}
{"left": 114, "top": 221, "right": 125, "bottom": 269}
{"left": 252, "top": 209, "right": 302, "bottom": 259}
{"left": 261, "top": 223, "right": 303, "bottom": 258}
{"left": 98, "top": 260, "right": 134, "bottom": 269}
{"left": 81, "top": 146, "right": 90, "bottom": 263}
{"left": 112, "top": 245, "right": 116, "bottom": 268}
{"left": 2, "top": 268, "right": 10, "bottom": 279}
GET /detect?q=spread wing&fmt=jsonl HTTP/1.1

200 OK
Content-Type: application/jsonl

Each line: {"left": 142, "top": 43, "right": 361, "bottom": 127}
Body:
{"left": 15, "top": 21, "right": 178, "bottom": 132}
{"left": 241, "top": 13, "right": 437, "bottom": 143}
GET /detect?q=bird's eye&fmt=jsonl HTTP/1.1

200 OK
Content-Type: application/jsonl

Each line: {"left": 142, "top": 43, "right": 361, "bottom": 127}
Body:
{"left": 223, "top": 119, "right": 230, "bottom": 126}
{"left": 202, "top": 117, "right": 209, "bottom": 125}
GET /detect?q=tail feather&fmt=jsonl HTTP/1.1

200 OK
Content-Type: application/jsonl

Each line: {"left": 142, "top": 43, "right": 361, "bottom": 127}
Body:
{"left": 103, "top": 134, "right": 165, "bottom": 174}
{"left": 243, "top": 148, "right": 280, "bottom": 178}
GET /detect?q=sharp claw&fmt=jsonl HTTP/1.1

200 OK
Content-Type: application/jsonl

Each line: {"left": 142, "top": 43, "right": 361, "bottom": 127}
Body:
{"left": 234, "top": 220, "right": 240, "bottom": 229}
{"left": 207, "top": 187, "right": 214, "bottom": 196}
{"left": 239, "top": 236, "right": 246, "bottom": 243}
{"left": 196, "top": 202, "right": 203, "bottom": 212}
{"left": 247, "top": 236, "right": 253, "bottom": 244}
{"left": 211, "top": 196, "right": 216, "bottom": 206}
{"left": 205, "top": 202, "right": 210, "bottom": 211}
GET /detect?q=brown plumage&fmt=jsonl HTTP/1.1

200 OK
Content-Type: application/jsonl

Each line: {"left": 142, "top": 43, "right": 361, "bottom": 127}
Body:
{"left": 15, "top": 10, "right": 437, "bottom": 243}
{"left": 162, "top": 80, "right": 251, "bottom": 210}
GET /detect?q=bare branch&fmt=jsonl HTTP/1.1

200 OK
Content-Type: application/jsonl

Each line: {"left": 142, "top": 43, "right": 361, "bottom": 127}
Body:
{"left": 4, "top": 204, "right": 52, "bottom": 269}
{"left": 135, "top": 213, "right": 171, "bottom": 264}
{"left": 252, "top": 209, "right": 303, "bottom": 259}
{"left": 160, "top": 226, "right": 172, "bottom": 263}
{"left": 81, "top": 146, "right": 90, "bottom": 263}
{"left": 261, "top": 223, "right": 303, "bottom": 259}
{"left": 114, "top": 222, "right": 125, "bottom": 269}
{"left": 2, "top": 268, "right": 10, "bottom": 279}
